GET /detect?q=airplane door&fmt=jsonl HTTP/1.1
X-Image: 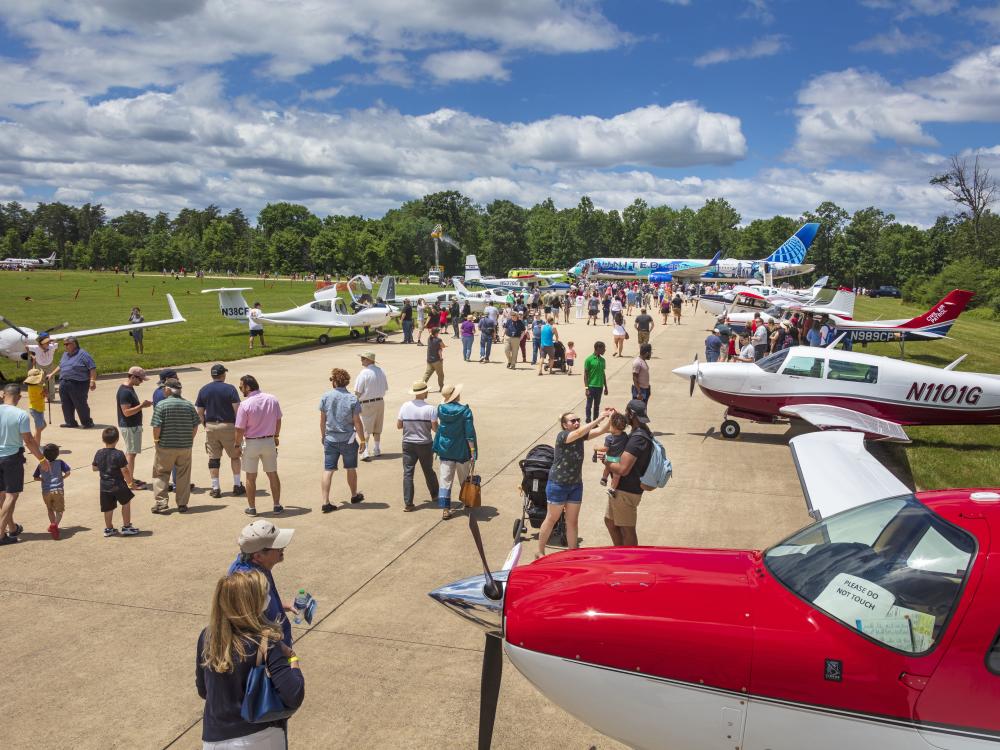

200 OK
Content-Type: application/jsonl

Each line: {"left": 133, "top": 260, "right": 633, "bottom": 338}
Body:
{"left": 914, "top": 543, "right": 999, "bottom": 750}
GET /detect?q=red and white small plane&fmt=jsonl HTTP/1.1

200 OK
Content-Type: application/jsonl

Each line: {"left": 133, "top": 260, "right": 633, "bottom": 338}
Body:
{"left": 431, "top": 431, "right": 1000, "bottom": 750}
{"left": 672, "top": 339, "right": 1000, "bottom": 440}
{"left": 722, "top": 288, "right": 856, "bottom": 334}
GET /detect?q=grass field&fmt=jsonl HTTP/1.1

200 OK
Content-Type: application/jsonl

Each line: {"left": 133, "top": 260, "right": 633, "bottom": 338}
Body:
{"left": 0, "top": 270, "right": 437, "bottom": 377}
{"left": 1, "top": 272, "right": 997, "bottom": 489}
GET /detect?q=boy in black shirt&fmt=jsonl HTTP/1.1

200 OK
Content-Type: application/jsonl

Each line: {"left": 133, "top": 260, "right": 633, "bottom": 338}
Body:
{"left": 92, "top": 427, "right": 139, "bottom": 537}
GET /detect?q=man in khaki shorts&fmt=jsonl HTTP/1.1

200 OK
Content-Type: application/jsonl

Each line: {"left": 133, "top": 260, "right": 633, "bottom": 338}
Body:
{"left": 601, "top": 399, "right": 654, "bottom": 546}
{"left": 234, "top": 375, "right": 283, "bottom": 516}
{"left": 149, "top": 378, "right": 200, "bottom": 513}
{"left": 195, "top": 364, "right": 245, "bottom": 499}
{"left": 354, "top": 351, "right": 388, "bottom": 461}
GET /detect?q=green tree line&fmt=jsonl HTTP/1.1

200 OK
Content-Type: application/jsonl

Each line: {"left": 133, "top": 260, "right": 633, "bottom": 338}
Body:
{"left": 2, "top": 188, "right": 998, "bottom": 313}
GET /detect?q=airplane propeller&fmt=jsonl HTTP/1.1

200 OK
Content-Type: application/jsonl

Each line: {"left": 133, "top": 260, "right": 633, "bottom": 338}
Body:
{"left": 0, "top": 315, "right": 30, "bottom": 338}
{"left": 468, "top": 512, "right": 503, "bottom": 750}
{"left": 37, "top": 321, "right": 69, "bottom": 335}
{"left": 688, "top": 354, "right": 699, "bottom": 397}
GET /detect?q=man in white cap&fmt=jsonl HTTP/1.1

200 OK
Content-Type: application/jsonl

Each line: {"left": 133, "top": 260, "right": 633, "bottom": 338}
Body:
{"left": 354, "top": 350, "right": 388, "bottom": 461}
{"left": 397, "top": 380, "right": 438, "bottom": 512}
{"left": 228, "top": 519, "right": 295, "bottom": 645}
{"left": 116, "top": 366, "right": 153, "bottom": 489}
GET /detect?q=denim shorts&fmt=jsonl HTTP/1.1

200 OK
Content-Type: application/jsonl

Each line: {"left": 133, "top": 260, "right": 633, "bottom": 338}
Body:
{"left": 324, "top": 439, "right": 358, "bottom": 471}
{"left": 545, "top": 480, "right": 583, "bottom": 504}
{"left": 29, "top": 409, "right": 45, "bottom": 430}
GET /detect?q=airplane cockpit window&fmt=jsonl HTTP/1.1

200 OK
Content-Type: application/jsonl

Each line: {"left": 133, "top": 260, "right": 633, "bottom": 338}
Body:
{"left": 335, "top": 299, "right": 348, "bottom": 315}
{"left": 827, "top": 359, "right": 879, "bottom": 384}
{"left": 756, "top": 349, "right": 790, "bottom": 373}
{"left": 310, "top": 300, "right": 332, "bottom": 312}
{"left": 766, "top": 496, "right": 976, "bottom": 654}
{"left": 782, "top": 356, "right": 825, "bottom": 379}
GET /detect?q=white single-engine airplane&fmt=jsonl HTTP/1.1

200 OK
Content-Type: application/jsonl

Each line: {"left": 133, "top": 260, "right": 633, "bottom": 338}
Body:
{"left": 372, "top": 276, "right": 462, "bottom": 310}
{"left": 0, "top": 294, "right": 185, "bottom": 371}
{"left": 465, "top": 256, "right": 569, "bottom": 292}
{"left": 673, "top": 335, "right": 1000, "bottom": 440}
{"left": 430, "top": 430, "right": 1000, "bottom": 750}
{"left": 204, "top": 284, "right": 397, "bottom": 344}
{"left": 0, "top": 251, "right": 58, "bottom": 270}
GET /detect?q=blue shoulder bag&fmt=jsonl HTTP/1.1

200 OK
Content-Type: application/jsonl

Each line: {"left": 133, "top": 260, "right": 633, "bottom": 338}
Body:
{"left": 240, "top": 638, "right": 298, "bottom": 724}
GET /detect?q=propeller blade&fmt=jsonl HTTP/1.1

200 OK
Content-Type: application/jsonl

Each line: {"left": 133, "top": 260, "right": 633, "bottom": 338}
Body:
{"left": 0, "top": 315, "right": 30, "bottom": 338}
{"left": 468, "top": 510, "right": 502, "bottom": 601}
{"left": 478, "top": 634, "right": 503, "bottom": 750}
{"left": 689, "top": 353, "right": 698, "bottom": 397}
{"left": 38, "top": 321, "right": 69, "bottom": 334}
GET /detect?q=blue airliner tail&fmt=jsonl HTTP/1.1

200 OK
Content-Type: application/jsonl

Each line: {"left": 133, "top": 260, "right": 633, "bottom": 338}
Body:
{"left": 764, "top": 223, "right": 819, "bottom": 264}
{"left": 708, "top": 250, "right": 721, "bottom": 265}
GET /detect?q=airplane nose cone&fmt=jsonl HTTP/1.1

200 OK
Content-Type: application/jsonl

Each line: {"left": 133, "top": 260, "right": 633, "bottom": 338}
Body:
{"left": 429, "top": 571, "right": 511, "bottom": 636}
{"left": 672, "top": 364, "right": 697, "bottom": 379}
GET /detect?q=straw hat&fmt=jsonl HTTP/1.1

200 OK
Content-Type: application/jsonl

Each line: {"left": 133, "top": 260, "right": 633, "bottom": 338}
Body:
{"left": 24, "top": 368, "right": 44, "bottom": 385}
{"left": 409, "top": 380, "right": 429, "bottom": 395}
{"left": 441, "top": 383, "right": 463, "bottom": 404}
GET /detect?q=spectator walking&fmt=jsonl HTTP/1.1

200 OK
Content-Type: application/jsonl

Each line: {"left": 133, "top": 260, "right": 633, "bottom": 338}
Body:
{"left": 248, "top": 302, "right": 266, "bottom": 349}
{"left": 705, "top": 328, "right": 723, "bottom": 363}
{"left": 433, "top": 384, "right": 477, "bottom": 520}
{"left": 415, "top": 299, "right": 427, "bottom": 345}
{"left": 450, "top": 299, "right": 461, "bottom": 339}
{"left": 529, "top": 314, "right": 543, "bottom": 365}
{"left": 398, "top": 380, "right": 439, "bottom": 512}
{"left": 235, "top": 375, "right": 283, "bottom": 516}
{"left": 195, "top": 364, "right": 244, "bottom": 499}
{"left": 537, "top": 316, "right": 558, "bottom": 375}
{"left": 634, "top": 308, "right": 654, "bottom": 346}
{"left": 129, "top": 306, "right": 144, "bottom": 354}
{"left": 355, "top": 351, "right": 388, "bottom": 461}
{"left": 116, "top": 366, "right": 153, "bottom": 490}
{"left": 602, "top": 400, "right": 654, "bottom": 547}
{"left": 319, "top": 368, "right": 365, "bottom": 513}
{"left": 478, "top": 313, "right": 496, "bottom": 362}
{"left": 503, "top": 311, "right": 525, "bottom": 369}
{"left": 632, "top": 344, "right": 652, "bottom": 403}
{"left": 34, "top": 442, "right": 69, "bottom": 539}
{"left": 0, "top": 383, "right": 49, "bottom": 545}
{"left": 583, "top": 341, "right": 609, "bottom": 422}
{"left": 601, "top": 295, "right": 611, "bottom": 325}
{"left": 671, "top": 293, "right": 683, "bottom": 324}
{"left": 93, "top": 426, "right": 139, "bottom": 537}
{"left": 401, "top": 299, "right": 414, "bottom": 344}
{"left": 150, "top": 378, "right": 200, "bottom": 514}
{"left": 611, "top": 313, "right": 627, "bottom": 357}
{"left": 197, "top": 570, "right": 304, "bottom": 749}
{"left": 565, "top": 341, "right": 577, "bottom": 375}
{"left": 460, "top": 315, "right": 476, "bottom": 361}
{"left": 49, "top": 337, "right": 96, "bottom": 428}
{"left": 536, "top": 409, "right": 611, "bottom": 558}
{"left": 423, "top": 328, "right": 446, "bottom": 391}
{"left": 227, "top": 519, "right": 296, "bottom": 645}
{"left": 587, "top": 294, "right": 599, "bottom": 325}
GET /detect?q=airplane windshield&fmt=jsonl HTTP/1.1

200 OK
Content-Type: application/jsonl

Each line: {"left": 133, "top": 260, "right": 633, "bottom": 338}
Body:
{"left": 765, "top": 496, "right": 976, "bottom": 654}
{"left": 755, "top": 349, "right": 789, "bottom": 373}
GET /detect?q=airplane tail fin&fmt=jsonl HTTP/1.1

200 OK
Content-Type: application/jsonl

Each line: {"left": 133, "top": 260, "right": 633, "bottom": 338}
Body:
{"left": 827, "top": 289, "right": 856, "bottom": 317}
{"left": 900, "top": 289, "right": 975, "bottom": 332}
{"left": 464, "top": 255, "right": 481, "bottom": 282}
{"left": 764, "top": 223, "right": 819, "bottom": 264}
{"left": 164, "top": 294, "right": 186, "bottom": 322}
{"left": 709, "top": 250, "right": 721, "bottom": 265}
{"left": 453, "top": 277, "right": 472, "bottom": 296}
{"left": 376, "top": 276, "right": 396, "bottom": 302}
{"left": 201, "top": 287, "right": 253, "bottom": 321}
{"left": 809, "top": 275, "right": 829, "bottom": 299}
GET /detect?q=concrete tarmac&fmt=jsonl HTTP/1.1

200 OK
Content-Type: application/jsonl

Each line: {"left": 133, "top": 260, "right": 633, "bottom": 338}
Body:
{"left": 1, "top": 304, "right": 813, "bottom": 749}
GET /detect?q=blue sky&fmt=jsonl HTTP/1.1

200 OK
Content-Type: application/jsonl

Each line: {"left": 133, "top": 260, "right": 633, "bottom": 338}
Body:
{"left": 0, "top": 0, "right": 998, "bottom": 226}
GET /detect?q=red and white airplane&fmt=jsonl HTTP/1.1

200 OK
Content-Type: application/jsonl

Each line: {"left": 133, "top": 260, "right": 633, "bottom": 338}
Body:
{"left": 721, "top": 288, "right": 856, "bottom": 334}
{"left": 671, "top": 342, "right": 1000, "bottom": 440}
{"left": 431, "top": 431, "right": 1000, "bottom": 750}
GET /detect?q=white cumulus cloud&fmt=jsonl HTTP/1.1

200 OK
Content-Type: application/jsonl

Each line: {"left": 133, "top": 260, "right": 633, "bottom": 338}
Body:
{"left": 693, "top": 35, "right": 785, "bottom": 67}
{"left": 423, "top": 50, "right": 509, "bottom": 82}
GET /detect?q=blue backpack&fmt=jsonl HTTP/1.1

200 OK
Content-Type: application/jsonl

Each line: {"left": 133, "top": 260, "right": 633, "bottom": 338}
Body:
{"left": 639, "top": 434, "right": 673, "bottom": 492}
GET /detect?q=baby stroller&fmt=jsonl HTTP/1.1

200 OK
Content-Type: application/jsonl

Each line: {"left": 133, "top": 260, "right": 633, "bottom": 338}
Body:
{"left": 514, "top": 444, "right": 567, "bottom": 546}
{"left": 550, "top": 340, "right": 567, "bottom": 373}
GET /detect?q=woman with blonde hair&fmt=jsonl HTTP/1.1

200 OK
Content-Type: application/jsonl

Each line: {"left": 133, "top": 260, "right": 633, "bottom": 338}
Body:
{"left": 196, "top": 571, "right": 304, "bottom": 749}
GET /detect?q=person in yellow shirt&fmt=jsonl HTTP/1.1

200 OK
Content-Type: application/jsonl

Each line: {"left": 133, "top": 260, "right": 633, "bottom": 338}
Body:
{"left": 24, "top": 368, "right": 47, "bottom": 443}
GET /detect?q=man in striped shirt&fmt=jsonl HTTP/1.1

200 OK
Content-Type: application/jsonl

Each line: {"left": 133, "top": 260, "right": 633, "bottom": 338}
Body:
{"left": 150, "top": 378, "right": 200, "bottom": 513}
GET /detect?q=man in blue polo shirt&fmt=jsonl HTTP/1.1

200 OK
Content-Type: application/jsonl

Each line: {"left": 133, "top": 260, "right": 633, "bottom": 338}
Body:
{"left": 48, "top": 337, "right": 96, "bottom": 428}
{"left": 228, "top": 520, "right": 295, "bottom": 645}
{"left": 195, "top": 364, "right": 244, "bottom": 499}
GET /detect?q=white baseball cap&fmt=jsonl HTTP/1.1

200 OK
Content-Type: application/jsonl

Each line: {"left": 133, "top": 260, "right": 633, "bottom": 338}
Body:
{"left": 238, "top": 520, "right": 294, "bottom": 554}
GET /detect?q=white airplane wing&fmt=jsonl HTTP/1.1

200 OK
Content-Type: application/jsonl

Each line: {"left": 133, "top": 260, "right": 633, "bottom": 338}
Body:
{"left": 778, "top": 403, "right": 910, "bottom": 442}
{"left": 49, "top": 295, "right": 185, "bottom": 340}
{"left": 257, "top": 317, "right": 351, "bottom": 328}
{"left": 789, "top": 431, "right": 912, "bottom": 520}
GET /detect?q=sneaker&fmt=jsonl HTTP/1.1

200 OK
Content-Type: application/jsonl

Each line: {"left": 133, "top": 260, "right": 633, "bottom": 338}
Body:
{"left": 120, "top": 525, "right": 140, "bottom": 536}
{"left": 0, "top": 535, "right": 17, "bottom": 545}
{"left": 244, "top": 507, "right": 257, "bottom": 516}
{"left": 372, "top": 446, "right": 381, "bottom": 457}
{"left": 104, "top": 527, "right": 118, "bottom": 537}
{"left": 321, "top": 502, "right": 337, "bottom": 513}
{"left": 10, "top": 523, "right": 23, "bottom": 537}
{"left": 232, "top": 485, "right": 246, "bottom": 496}
{"left": 403, "top": 504, "right": 415, "bottom": 512}
{"left": 272, "top": 505, "right": 284, "bottom": 514}
{"left": 150, "top": 505, "right": 168, "bottom": 514}
{"left": 350, "top": 493, "right": 365, "bottom": 504}
{"left": 177, "top": 505, "right": 189, "bottom": 513}
{"left": 59, "top": 423, "right": 79, "bottom": 428}
{"left": 208, "top": 488, "right": 222, "bottom": 499}
{"left": 361, "top": 451, "right": 372, "bottom": 463}
{"left": 599, "top": 478, "right": 608, "bottom": 487}
{"left": 47, "top": 523, "right": 57, "bottom": 540}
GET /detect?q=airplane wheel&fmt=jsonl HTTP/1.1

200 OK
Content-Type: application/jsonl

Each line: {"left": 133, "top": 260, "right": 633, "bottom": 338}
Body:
{"left": 721, "top": 420, "right": 741, "bottom": 439}
{"left": 349, "top": 329, "right": 360, "bottom": 339}
{"left": 512, "top": 519, "right": 523, "bottom": 541}
{"left": 318, "top": 334, "right": 330, "bottom": 345}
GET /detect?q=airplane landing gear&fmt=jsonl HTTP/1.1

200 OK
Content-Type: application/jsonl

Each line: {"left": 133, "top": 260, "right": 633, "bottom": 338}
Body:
{"left": 318, "top": 333, "right": 330, "bottom": 345}
{"left": 721, "top": 420, "right": 741, "bottom": 439}
{"left": 349, "top": 329, "right": 360, "bottom": 339}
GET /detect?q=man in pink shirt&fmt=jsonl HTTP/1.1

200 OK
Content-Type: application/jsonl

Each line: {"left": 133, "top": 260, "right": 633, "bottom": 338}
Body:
{"left": 234, "top": 374, "right": 282, "bottom": 516}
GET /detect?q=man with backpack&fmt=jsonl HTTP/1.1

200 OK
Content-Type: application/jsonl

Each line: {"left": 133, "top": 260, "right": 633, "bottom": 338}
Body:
{"left": 601, "top": 399, "right": 667, "bottom": 547}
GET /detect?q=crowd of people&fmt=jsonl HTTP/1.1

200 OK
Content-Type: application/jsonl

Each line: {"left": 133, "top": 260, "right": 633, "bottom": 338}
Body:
{"left": 704, "top": 307, "right": 846, "bottom": 364}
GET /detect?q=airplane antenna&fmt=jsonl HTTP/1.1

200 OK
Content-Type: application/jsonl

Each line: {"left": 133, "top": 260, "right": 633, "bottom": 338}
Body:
{"left": 944, "top": 353, "right": 968, "bottom": 371}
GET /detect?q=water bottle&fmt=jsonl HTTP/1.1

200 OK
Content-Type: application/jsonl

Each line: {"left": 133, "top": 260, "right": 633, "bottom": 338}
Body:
{"left": 293, "top": 589, "right": 309, "bottom": 624}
